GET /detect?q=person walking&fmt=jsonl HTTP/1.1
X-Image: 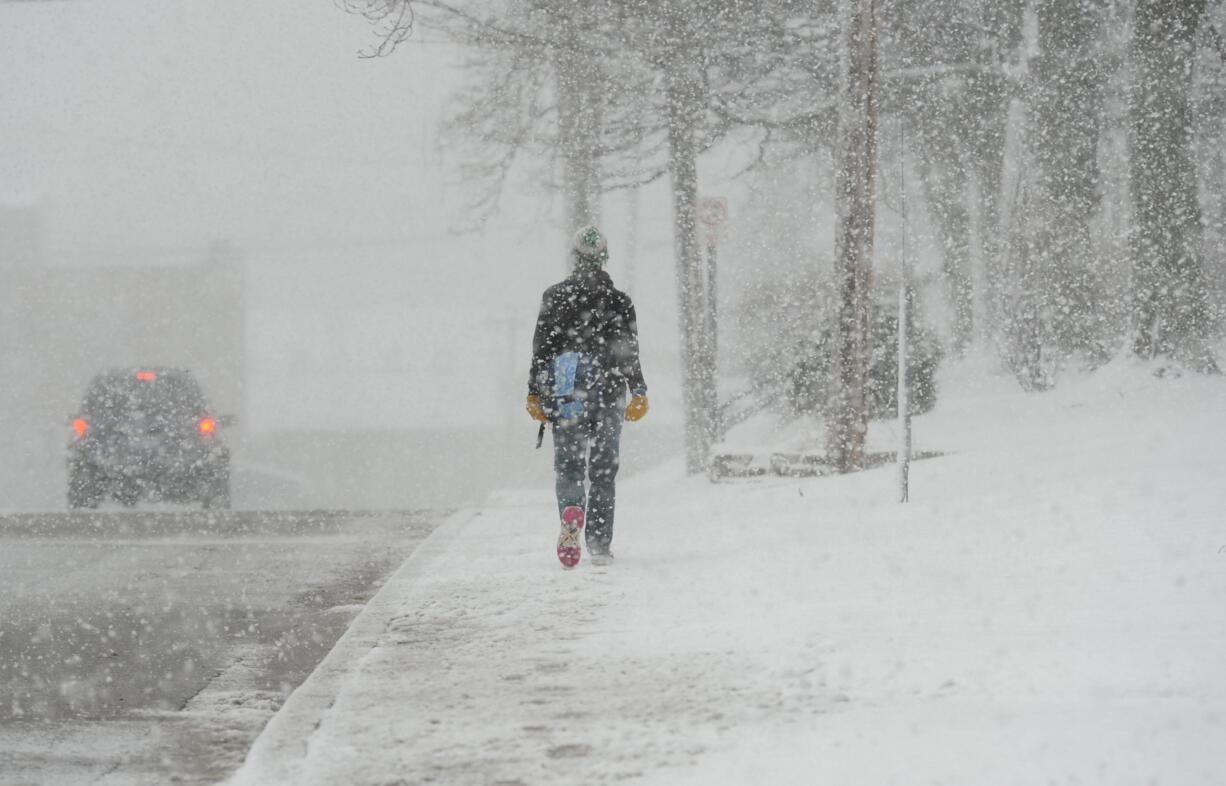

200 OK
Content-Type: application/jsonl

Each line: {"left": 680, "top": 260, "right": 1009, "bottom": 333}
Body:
{"left": 526, "top": 226, "right": 648, "bottom": 568}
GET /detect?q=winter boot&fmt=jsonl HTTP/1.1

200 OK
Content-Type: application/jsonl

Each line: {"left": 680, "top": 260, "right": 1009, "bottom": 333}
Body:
{"left": 557, "top": 505, "right": 585, "bottom": 569}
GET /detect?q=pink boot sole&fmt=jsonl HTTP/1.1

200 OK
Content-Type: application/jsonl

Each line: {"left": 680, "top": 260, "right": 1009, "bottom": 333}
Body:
{"left": 557, "top": 505, "right": 585, "bottom": 569}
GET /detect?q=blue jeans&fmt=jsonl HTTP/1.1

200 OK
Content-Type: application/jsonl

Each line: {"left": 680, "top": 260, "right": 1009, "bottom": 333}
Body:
{"left": 552, "top": 401, "right": 622, "bottom": 550}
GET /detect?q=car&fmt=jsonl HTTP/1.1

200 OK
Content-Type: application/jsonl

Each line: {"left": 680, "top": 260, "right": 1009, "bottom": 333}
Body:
{"left": 66, "top": 368, "right": 234, "bottom": 509}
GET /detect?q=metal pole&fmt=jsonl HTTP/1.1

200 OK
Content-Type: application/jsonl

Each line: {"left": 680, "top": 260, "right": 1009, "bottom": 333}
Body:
{"left": 897, "top": 115, "right": 911, "bottom": 503}
{"left": 897, "top": 281, "right": 910, "bottom": 502}
{"left": 705, "top": 237, "right": 720, "bottom": 441}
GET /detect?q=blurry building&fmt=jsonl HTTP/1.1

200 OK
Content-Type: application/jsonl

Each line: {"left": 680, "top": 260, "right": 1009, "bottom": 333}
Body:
{"left": 0, "top": 200, "right": 245, "bottom": 510}
{"left": 243, "top": 304, "right": 545, "bottom": 510}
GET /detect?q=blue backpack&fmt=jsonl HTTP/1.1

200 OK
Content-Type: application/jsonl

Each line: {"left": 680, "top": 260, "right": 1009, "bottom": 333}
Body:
{"left": 547, "top": 351, "right": 604, "bottom": 424}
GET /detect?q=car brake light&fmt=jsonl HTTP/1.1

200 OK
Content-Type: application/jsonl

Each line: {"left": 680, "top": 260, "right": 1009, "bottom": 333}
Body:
{"left": 198, "top": 417, "right": 217, "bottom": 436}
{"left": 136, "top": 371, "right": 157, "bottom": 381}
{"left": 72, "top": 418, "right": 88, "bottom": 439}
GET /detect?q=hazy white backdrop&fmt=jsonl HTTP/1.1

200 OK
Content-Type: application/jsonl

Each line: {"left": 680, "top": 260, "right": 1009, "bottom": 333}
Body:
{"left": 2, "top": 0, "right": 691, "bottom": 508}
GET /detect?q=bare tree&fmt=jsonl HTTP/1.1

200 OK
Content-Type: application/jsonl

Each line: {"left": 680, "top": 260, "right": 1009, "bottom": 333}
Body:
{"left": 427, "top": 0, "right": 827, "bottom": 473}
{"left": 879, "top": 0, "right": 1023, "bottom": 356}
{"left": 1004, "top": 0, "right": 1112, "bottom": 389}
{"left": 1130, "top": 0, "right": 1219, "bottom": 371}
{"left": 617, "top": 0, "right": 845, "bottom": 472}
{"left": 341, "top": 0, "right": 783, "bottom": 471}
{"left": 337, "top": 0, "right": 416, "bottom": 58}
{"left": 554, "top": 5, "right": 606, "bottom": 239}
{"left": 1197, "top": 11, "right": 1226, "bottom": 327}
{"left": 655, "top": 8, "right": 711, "bottom": 474}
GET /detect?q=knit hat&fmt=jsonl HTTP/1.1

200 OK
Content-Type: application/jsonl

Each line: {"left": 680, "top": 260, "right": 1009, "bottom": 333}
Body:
{"left": 572, "top": 225, "right": 608, "bottom": 266}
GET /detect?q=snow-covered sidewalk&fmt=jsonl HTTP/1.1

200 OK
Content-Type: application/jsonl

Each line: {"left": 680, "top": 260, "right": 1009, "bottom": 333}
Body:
{"left": 229, "top": 360, "right": 1226, "bottom": 785}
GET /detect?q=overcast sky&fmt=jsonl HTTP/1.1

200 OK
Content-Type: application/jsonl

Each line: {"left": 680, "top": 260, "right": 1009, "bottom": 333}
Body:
{"left": 3, "top": 0, "right": 688, "bottom": 299}
{"left": 4, "top": 2, "right": 438, "bottom": 245}
{"left": 1, "top": 0, "right": 584, "bottom": 308}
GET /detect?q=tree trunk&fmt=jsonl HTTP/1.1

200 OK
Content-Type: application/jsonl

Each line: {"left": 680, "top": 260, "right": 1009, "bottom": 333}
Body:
{"left": 828, "top": 0, "right": 879, "bottom": 473}
{"left": 556, "top": 30, "right": 603, "bottom": 269}
{"left": 1130, "top": 0, "right": 1218, "bottom": 371}
{"left": 1027, "top": 0, "right": 1109, "bottom": 364}
{"left": 974, "top": 0, "right": 1024, "bottom": 346}
{"left": 917, "top": 134, "right": 973, "bottom": 354}
{"left": 666, "top": 56, "right": 711, "bottom": 474}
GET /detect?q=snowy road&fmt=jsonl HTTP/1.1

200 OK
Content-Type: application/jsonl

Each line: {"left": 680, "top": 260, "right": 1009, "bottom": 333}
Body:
{"left": 0, "top": 509, "right": 441, "bottom": 785}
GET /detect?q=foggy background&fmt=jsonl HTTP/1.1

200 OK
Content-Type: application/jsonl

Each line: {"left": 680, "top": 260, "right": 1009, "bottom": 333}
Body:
{"left": 0, "top": 0, "right": 690, "bottom": 511}
{"left": 7, "top": 0, "right": 1224, "bottom": 511}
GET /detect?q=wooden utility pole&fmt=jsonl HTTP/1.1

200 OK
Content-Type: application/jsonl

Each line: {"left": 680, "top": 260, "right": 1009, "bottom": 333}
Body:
{"left": 828, "top": 0, "right": 879, "bottom": 473}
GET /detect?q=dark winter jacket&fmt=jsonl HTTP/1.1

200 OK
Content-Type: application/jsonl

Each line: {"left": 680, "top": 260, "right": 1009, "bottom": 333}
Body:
{"left": 528, "top": 268, "right": 647, "bottom": 404}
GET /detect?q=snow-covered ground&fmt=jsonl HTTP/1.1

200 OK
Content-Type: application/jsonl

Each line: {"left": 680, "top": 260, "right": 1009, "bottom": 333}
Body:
{"left": 229, "top": 357, "right": 1226, "bottom": 785}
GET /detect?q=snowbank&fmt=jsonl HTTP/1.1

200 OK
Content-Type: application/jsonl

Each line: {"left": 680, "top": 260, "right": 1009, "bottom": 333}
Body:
{"left": 230, "top": 358, "right": 1226, "bottom": 785}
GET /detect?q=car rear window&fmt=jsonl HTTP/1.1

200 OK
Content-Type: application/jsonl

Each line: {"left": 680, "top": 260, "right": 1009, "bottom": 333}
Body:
{"left": 82, "top": 373, "right": 206, "bottom": 423}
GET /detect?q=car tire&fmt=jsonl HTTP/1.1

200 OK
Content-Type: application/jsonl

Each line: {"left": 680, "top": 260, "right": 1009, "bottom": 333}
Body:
{"left": 67, "top": 462, "right": 103, "bottom": 509}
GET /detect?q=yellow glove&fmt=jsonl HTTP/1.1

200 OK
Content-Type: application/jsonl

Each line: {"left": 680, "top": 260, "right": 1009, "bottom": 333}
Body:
{"left": 624, "top": 394, "right": 649, "bottom": 422}
{"left": 526, "top": 394, "right": 548, "bottom": 423}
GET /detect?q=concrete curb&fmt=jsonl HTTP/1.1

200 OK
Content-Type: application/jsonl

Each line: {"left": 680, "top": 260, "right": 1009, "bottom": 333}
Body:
{"left": 226, "top": 507, "right": 479, "bottom": 785}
